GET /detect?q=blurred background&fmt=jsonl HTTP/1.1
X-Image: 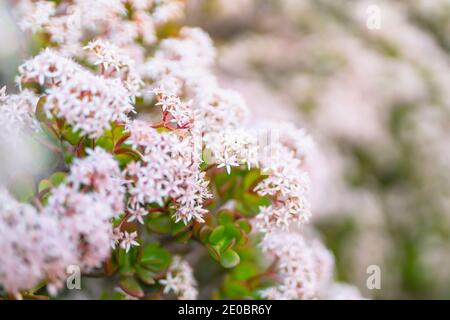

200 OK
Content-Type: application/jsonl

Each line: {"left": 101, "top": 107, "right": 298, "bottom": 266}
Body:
{"left": 2, "top": 0, "right": 450, "bottom": 299}
{"left": 184, "top": 0, "right": 450, "bottom": 299}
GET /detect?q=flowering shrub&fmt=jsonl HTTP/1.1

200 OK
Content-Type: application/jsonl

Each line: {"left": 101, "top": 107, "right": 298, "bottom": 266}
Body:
{"left": 0, "top": 0, "right": 362, "bottom": 300}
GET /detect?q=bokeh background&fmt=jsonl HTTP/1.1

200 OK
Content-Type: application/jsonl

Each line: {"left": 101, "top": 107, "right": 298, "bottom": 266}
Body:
{"left": 185, "top": 0, "right": 450, "bottom": 299}
{"left": 2, "top": 0, "right": 450, "bottom": 299}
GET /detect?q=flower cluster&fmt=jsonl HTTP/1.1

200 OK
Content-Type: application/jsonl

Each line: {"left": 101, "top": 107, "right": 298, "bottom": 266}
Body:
{"left": 0, "top": 188, "right": 72, "bottom": 295}
{"left": 206, "top": 130, "right": 259, "bottom": 174}
{"left": 153, "top": 87, "right": 193, "bottom": 129}
{"left": 0, "top": 88, "right": 39, "bottom": 134}
{"left": 67, "top": 147, "right": 125, "bottom": 213}
{"left": 253, "top": 124, "right": 313, "bottom": 233}
{"left": 0, "top": 147, "right": 124, "bottom": 295}
{"left": 124, "top": 120, "right": 211, "bottom": 224}
{"left": 18, "top": 50, "right": 134, "bottom": 138}
{"left": 143, "top": 27, "right": 216, "bottom": 95}
{"left": 46, "top": 148, "right": 125, "bottom": 272}
{"left": 83, "top": 40, "right": 143, "bottom": 97}
{"left": 259, "top": 232, "right": 334, "bottom": 300}
{"left": 160, "top": 256, "right": 198, "bottom": 300}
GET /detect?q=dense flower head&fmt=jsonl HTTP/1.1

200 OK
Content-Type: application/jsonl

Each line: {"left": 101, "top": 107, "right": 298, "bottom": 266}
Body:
{"left": 193, "top": 87, "right": 250, "bottom": 135}
{"left": 0, "top": 149, "right": 123, "bottom": 294}
{"left": 18, "top": 49, "right": 134, "bottom": 138}
{"left": 68, "top": 148, "right": 125, "bottom": 213}
{"left": 205, "top": 129, "right": 259, "bottom": 174}
{"left": 43, "top": 149, "right": 124, "bottom": 271}
{"left": 153, "top": 87, "right": 194, "bottom": 129}
{"left": 44, "top": 73, "right": 133, "bottom": 138}
{"left": 160, "top": 256, "right": 198, "bottom": 300}
{"left": 152, "top": 0, "right": 185, "bottom": 24}
{"left": 260, "top": 232, "right": 334, "bottom": 300}
{"left": 45, "top": 186, "right": 116, "bottom": 270}
{"left": 0, "top": 188, "right": 72, "bottom": 295}
{"left": 83, "top": 39, "right": 143, "bottom": 97}
{"left": 17, "top": 49, "right": 84, "bottom": 87}
{"left": 143, "top": 27, "right": 216, "bottom": 95}
{"left": 0, "top": 89, "right": 39, "bottom": 134}
{"left": 16, "top": 0, "right": 56, "bottom": 33}
{"left": 252, "top": 123, "right": 314, "bottom": 233}
{"left": 124, "top": 120, "right": 211, "bottom": 224}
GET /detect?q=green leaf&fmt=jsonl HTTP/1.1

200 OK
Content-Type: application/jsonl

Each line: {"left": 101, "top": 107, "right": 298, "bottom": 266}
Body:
{"left": 237, "top": 193, "right": 270, "bottom": 216}
{"left": 197, "top": 225, "right": 212, "bottom": 242}
{"left": 112, "top": 125, "right": 126, "bottom": 144}
{"left": 220, "top": 249, "right": 240, "bottom": 269}
{"left": 96, "top": 136, "right": 114, "bottom": 151}
{"left": 209, "top": 225, "right": 225, "bottom": 245}
{"left": 146, "top": 214, "right": 171, "bottom": 234}
{"left": 38, "top": 179, "right": 52, "bottom": 193}
{"left": 114, "top": 153, "right": 135, "bottom": 168}
{"left": 135, "top": 266, "right": 155, "bottom": 285}
{"left": 115, "top": 248, "right": 134, "bottom": 273}
{"left": 223, "top": 278, "right": 251, "bottom": 299}
{"left": 233, "top": 262, "right": 258, "bottom": 281}
{"left": 118, "top": 276, "right": 144, "bottom": 298}
{"left": 175, "top": 230, "right": 192, "bottom": 243}
{"left": 10, "top": 177, "right": 35, "bottom": 202}
{"left": 224, "top": 223, "right": 241, "bottom": 241}
{"left": 140, "top": 243, "right": 171, "bottom": 272}
{"left": 206, "top": 244, "right": 221, "bottom": 261}
{"left": 171, "top": 220, "right": 190, "bottom": 236}
{"left": 242, "top": 169, "right": 263, "bottom": 190}
{"left": 62, "top": 126, "right": 82, "bottom": 145}
{"left": 101, "top": 291, "right": 127, "bottom": 300}
{"left": 119, "top": 264, "right": 135, "bottom": 276}
{"left": 35, "top": 96, "right": 48, "bottom": 123}
{"left": 49, "top": 172, "right": 67, "bottom": 187}
{"left": 235, "top": 219, "right": 252, "bottom": 234}
{"left": 217, "top": 210, "right": 234, "bottom": 224}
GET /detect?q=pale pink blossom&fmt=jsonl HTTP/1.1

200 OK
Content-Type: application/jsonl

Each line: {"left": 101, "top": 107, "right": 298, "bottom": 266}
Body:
{"left": 120, "top": 231, "right": 140, "bottom": 253}
{"left": 160, "top": 256, "right": 198, "bottom": 300}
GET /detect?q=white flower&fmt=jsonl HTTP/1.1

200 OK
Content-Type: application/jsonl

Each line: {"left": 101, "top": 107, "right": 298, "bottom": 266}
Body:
{"left": 120, "top": 231, "right": 140, "bottom": 253}
{"left": 127, "top": 206, "right": 148, "bottom": 224}
{"left": 206, "top": 130, "right": 259, "bottom": 173}
{"left": 160, "top": 256, "right": 198, "bottom": 300}
{"left": 216, "top": 152, "right": 239, "bottom": 174}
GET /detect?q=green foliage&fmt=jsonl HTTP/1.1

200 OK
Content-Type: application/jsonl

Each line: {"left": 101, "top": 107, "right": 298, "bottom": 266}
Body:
{"left": 220, "top": 249, "right": 240, "bottom": 269}
{"left": 118, "top": 276, "right": 144, "bottom": 298}
{"left": 109, "top": 242, "right": 172, "bottom": 298}
{"left": 140, "top": 243, "right": 171, "bottom": 272}
{"left": 211, "top": 168, "right": 270, "bottom": 216}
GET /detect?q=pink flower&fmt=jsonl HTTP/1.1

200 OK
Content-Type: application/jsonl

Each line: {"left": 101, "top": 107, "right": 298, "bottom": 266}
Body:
{"left": 120, "top": 231, "right": 140, "bottom": 253}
